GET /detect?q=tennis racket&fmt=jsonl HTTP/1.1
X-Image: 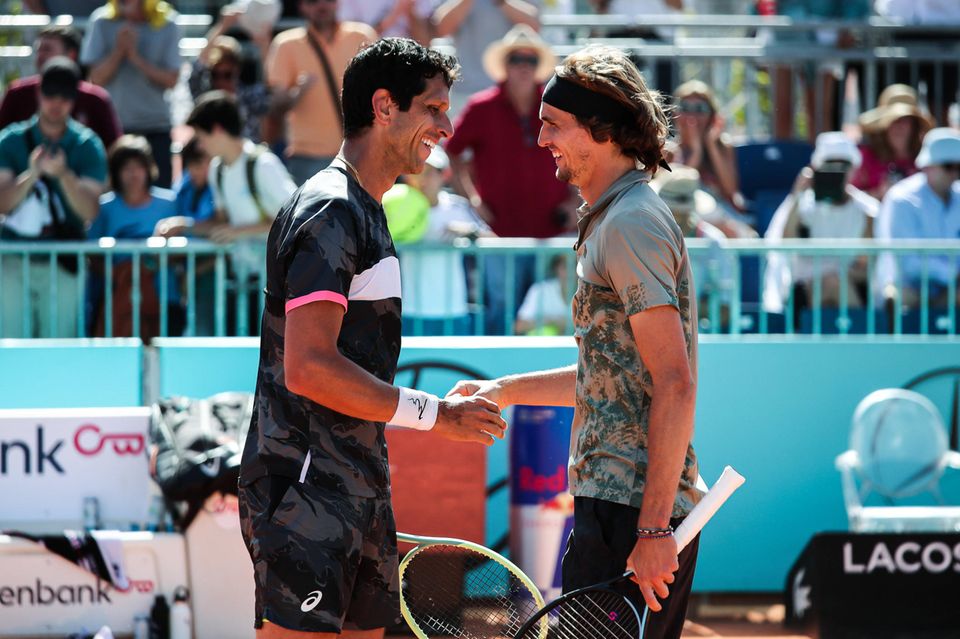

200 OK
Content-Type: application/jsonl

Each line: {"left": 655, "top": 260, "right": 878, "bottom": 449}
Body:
{"left": 397, "top": 532, "right": 546, "bottom": 639}
{"left": 512, "top": 466, "right": 746, "bottom": 639}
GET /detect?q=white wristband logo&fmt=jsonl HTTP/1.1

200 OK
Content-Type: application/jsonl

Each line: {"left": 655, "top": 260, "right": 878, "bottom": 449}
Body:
{"left": 388, "top": 387, "right": 439, "bottom": 431}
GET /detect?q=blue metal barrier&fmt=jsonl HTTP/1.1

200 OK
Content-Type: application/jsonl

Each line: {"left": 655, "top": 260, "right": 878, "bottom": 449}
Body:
{"left": 2, "top": 238, "right": 959, "bottom": 339}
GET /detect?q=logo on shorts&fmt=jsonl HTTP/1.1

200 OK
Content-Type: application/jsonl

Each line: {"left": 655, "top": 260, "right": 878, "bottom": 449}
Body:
{"left": 300, "top": 590, "right": 323, "bottom": 613}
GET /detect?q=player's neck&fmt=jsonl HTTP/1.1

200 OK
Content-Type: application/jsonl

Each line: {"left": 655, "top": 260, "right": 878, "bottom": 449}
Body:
{"left": 579, "top": 153, "right": 636, "bottom": 208}
{"left": 338, "top": 139, "right": 394, "bottom": 203}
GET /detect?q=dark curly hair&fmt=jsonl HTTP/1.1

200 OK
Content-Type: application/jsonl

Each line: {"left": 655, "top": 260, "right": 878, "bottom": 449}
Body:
{"left": 107, "top": 134, "right": 157, "bottom": 196}
{"left": 342, "top": 37, "right": 460, "bottom": 139}
{"left": 556, "top": 46, "right": 670, "bottom": 175}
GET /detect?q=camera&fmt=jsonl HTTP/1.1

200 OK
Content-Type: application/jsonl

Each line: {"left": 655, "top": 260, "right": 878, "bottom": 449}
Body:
{"left": 812, "top": 160, "right": 849, "bottom": 203}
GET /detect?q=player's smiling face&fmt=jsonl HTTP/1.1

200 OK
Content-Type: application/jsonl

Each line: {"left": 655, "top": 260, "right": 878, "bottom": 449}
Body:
{"left": 538, "top": 102, "right": 596, "bottom": 187}
{"left": 391, "top": 76, "right": 453, "bottom": 176}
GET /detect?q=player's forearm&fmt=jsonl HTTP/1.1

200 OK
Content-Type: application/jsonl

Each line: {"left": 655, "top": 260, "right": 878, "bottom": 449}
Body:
{"left": 285, "top": 349, "right": 401, "bottom": 423}
{"left": 637, "top": 377, "right": 696, "bottom": 529}
{"left": 496, "top": 364, "right": 577, "bottom": 407}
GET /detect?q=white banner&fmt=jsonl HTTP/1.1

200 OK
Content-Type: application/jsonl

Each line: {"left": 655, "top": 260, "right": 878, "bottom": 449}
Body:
{"left": 0, "top": 408, "right": 152, "bottom": 531}
{"left": 0, "top": 532, "right": 188, "bottom": 637}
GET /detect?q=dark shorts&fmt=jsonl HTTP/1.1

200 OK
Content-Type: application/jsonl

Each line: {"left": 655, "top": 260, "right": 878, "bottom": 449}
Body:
{"left": 238, "top": 475, "right": 401, "bottom": 632}
{"left": 562, "top": 497, "right": 700, "bottom": 639}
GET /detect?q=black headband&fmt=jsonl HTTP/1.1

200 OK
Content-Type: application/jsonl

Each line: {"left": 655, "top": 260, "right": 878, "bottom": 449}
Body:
{"left": 542, "top": 74, "right": 671, "bottom": 172}
{"left": 542, "top": 75, "right": 634, "bottom": 125}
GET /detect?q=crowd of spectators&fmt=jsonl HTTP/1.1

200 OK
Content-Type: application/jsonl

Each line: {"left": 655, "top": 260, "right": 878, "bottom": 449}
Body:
{"left": 0, "top": 0, "right": 959, "bottom": 338}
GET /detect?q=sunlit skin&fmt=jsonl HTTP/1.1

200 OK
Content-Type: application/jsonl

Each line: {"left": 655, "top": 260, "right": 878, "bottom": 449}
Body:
{"left": 538, "top": 102, "right": 597, "bottom": 190}
{"left": 382, "top": 75, "right": 453, "bottom": 180}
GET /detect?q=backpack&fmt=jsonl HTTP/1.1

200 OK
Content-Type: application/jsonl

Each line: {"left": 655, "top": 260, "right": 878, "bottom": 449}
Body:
{"left": 148, "top": 392, "right": 254, "bottom": 529}
{"left": 214, "top": 144, "right": 272, "bottom": 223}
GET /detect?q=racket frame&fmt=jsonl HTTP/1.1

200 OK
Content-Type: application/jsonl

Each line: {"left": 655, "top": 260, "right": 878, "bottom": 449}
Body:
{"left": 396, "top": 532, "right": 547, "bottom": 639}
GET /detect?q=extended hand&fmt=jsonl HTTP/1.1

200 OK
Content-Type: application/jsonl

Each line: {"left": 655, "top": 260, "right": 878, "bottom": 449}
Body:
{"left": 626, "top": 535, "right": 678, "bottom": 613}
{"left": 433, "top": 394, "right": 507, "bottom": 446}
{"left": 446, "top": 378, "right": 508, "bottom": 409}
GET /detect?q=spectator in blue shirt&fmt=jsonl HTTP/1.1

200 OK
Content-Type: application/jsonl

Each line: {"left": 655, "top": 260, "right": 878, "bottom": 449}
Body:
{"left": 88, "top": 134, "right": 179, "bottom": 338}
{"left": 172, "top": 136, "right": 214, "bottom": 223}
{"left": 877, "top": 128, "right": 960, "bottom": 310}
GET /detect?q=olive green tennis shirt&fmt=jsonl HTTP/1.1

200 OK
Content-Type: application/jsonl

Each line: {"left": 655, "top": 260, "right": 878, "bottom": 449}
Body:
{"left": 569, "top": 169, "right": 703, "bottom": 516}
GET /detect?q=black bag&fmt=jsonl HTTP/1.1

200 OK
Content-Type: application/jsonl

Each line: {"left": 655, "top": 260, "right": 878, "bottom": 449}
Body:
{"left": 148, "top": 392, "right": 253, "bottom": 529}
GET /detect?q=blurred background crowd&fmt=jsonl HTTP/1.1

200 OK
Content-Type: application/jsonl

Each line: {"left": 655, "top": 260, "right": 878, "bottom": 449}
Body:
{"left": 0, "top": 0, "right": 959, "bottom": 339}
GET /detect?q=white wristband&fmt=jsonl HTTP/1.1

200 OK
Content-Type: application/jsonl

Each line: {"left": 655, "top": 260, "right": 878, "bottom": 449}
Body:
{"left": 388, "top": 387, "right": 440, "bottom": 431}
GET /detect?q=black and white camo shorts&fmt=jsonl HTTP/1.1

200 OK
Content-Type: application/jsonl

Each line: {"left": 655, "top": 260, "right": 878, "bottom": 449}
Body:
{"left": 238, "top": 475, "right": 402, "bottom": 633}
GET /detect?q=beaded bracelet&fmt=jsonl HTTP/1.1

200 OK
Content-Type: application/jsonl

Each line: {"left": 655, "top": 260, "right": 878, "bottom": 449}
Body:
{"left": 636, "top": 526, "right": 674, "bottom": 539}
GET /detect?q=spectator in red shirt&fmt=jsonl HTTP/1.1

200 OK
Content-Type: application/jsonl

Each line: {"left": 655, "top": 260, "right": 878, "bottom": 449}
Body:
{"left": 446, "top": 24, "right": 576, "bottom": 333}
{"left": 0, "top": 25, "right": 122, "bottom": 151}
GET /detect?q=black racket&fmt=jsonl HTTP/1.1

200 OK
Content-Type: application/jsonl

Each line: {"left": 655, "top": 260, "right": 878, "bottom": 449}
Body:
{"left": 513, "top": 573, "right": 641, "bottom": 639}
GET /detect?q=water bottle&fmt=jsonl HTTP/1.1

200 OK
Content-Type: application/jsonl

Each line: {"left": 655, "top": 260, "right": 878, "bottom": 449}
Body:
{"left": 133, "top": 614, "right": 150, "bottom": 639}
{"left": 170, "top": 586, "right": 192, "bottom": 639}
{"left": 148, "top": 594, "right": 170, "bottom": 639}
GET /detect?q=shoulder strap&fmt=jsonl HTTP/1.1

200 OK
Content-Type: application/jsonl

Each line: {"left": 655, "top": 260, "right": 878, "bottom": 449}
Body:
{"left": 304, "top": 29, "right": 344, "bottom": 129}
{"left": 245, "top": 144, "right": 271, "bottom": 223}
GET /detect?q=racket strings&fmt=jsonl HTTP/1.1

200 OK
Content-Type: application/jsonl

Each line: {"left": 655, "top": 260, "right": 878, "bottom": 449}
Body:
{"left": 402, "top": 545, "right": 541, "bottom": 639}
{"left": 517, "top": 590, "right": 640, "bottom": 639}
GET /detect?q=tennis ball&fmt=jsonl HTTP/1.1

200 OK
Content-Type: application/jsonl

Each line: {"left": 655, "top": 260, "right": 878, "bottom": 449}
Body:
{"left": 382, "top": 184, "right": 430, "bottom": 244}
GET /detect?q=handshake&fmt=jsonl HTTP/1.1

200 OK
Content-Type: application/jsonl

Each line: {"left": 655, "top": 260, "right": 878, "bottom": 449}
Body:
{"left": 430, "top": 379, "right": 510, "bottom": 446}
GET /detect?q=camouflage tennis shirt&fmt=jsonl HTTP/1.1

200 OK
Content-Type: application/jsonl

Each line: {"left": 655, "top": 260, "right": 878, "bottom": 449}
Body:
{"left": 569, "top": 169, "right": 703, "bottom": 517}
{"left": 240, "top": 160, "right": 401, "bottom": 498}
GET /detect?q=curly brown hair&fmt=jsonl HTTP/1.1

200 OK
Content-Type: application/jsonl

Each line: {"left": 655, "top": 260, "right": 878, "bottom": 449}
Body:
{"left": 555, "top": 46, "right": 671, "bottom": 175}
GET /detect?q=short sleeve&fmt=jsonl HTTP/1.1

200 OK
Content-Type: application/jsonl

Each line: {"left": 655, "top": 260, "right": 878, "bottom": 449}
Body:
{"left": 159, "top": 22, "right": 183, "bottom": 71}
{"left": 284, "top": 202, "right": 361, "bottom": 314}
{"left": 74, "top": 135, "right": 107, "bottom": 183}
{"left": 79, "top": 15, "right": 108, "bottom": 66}
{"left": 601, "top": 216, "right": 681, "bottom": 317}
{"left": 254, "top": 152, "right": 297, "bottom": 219}
{"left": 0, "top": 128, "right": 24, "bottom": 174}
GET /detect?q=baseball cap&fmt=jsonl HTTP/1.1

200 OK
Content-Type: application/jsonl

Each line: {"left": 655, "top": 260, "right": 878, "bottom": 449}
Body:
{"left": 40, "top": 56, "right": 81, "bottom": 101}
{"left": 811, "top": 132, "right": 861, "bottom": 170}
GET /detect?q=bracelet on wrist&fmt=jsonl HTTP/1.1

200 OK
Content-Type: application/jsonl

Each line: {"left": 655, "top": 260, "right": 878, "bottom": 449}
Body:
{"left": 636, "top": 525, "right": 674, "bottom": 539}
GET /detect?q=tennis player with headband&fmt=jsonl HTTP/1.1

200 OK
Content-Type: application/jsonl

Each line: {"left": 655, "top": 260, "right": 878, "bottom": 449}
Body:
{"left": 450, "top": 45, "right": 704, "bottom": 639}
{"left": 238, "top": 38, "right": 506, "bottom": 639}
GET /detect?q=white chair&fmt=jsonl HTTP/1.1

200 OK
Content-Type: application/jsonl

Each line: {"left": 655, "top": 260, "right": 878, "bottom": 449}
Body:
{"left": 835, "top": 388, "right": 960, "bottom": 532}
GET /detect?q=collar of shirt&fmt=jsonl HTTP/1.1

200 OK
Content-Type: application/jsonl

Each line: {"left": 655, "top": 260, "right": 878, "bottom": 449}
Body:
{"left": 574, "top": 168, "right": 650, "bottom": 250}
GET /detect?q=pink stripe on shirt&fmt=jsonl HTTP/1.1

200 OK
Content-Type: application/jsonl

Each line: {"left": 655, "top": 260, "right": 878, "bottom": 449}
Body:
{"left": 285, "top": 290, "right": 348, "bottom": 314}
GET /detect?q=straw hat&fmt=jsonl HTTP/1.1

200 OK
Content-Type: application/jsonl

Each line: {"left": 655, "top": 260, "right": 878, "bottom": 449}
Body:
{"left": 651, "top": 165, "right": 717, "bottom": 216}
{"left": 859, "top": 84, "right": 934, "bottom": 134}
{"left": 482, "top": 24, "right": 557, "bottom": 84}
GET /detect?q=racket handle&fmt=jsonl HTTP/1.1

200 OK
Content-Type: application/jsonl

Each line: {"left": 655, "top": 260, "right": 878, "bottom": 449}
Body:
{"left": 673, "top": 466, "right": 745, "bottom": 552}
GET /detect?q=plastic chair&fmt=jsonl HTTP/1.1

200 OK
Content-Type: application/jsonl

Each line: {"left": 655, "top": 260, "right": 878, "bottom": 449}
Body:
{"left": 735, "top": 140, "right": 813, "bottom": 235}
{"left": 835, "top": 388, "right": 960, "bottom": 532}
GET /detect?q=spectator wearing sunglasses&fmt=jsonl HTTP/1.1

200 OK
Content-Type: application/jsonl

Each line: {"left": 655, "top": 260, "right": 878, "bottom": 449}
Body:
{"left": 876, "top": 128, "right": 960, "bottom": 310}
{"left": 670, "top": 80, "right": 744, "bottom": 213}
{"left": 446, "top": 24, "right": 578, "bottom": 334}
{"left": 188, "top": 14, "right": 273, "bottom": 144}
{"left": 432, "top": 0, "right": 540, "bottom": 115}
